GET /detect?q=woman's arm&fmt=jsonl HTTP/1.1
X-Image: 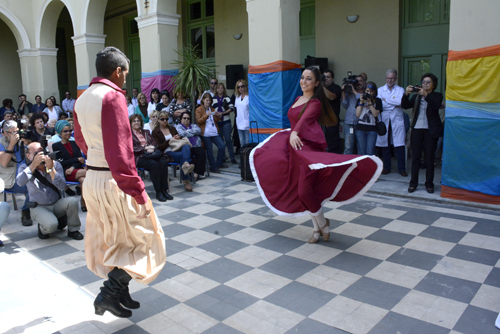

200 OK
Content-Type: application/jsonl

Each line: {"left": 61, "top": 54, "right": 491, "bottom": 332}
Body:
{"left": 355, "top": 98, "right": 363, "bottom": 118}
{"left": 195, "top": 106, "right": 209, "bottom": 126}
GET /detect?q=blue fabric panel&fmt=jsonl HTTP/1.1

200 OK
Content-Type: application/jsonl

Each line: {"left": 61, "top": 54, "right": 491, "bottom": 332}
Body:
{"left": 442, "top": 115, "right": 500, "bottom": 196}
{"left": 142, "top": 69, "right": 179, "bottom": 78}
{"left": 248, "top": 68, "right": 301, "bottom": 143}
{"left": 446, "top": 100, "right": 500, "bottom": 119}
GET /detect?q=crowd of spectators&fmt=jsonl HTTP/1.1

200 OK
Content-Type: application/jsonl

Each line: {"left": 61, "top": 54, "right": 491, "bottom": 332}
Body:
{"left": 0, "top": 68, "right": 445, "bottom": 244}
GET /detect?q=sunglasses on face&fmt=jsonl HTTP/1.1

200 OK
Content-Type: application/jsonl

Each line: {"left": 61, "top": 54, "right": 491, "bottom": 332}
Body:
{"left": 159, "top": 118, "right": 168, "bottom": 121}
{"left": 238, "top": 85, "right": 245, "bottom": 89}
{"left": 210, "top": 82, "right": 217, "bottom": 85}
{"left": 422, "top": 80, "right": 432, "bottom": 84}
{"left": 62, "top": 130, "right": 72, "bottom": 133}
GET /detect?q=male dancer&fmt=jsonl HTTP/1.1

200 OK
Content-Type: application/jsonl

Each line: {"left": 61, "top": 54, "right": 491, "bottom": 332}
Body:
{"left": 74, "top": 47, "right": 166, "bottom": 318}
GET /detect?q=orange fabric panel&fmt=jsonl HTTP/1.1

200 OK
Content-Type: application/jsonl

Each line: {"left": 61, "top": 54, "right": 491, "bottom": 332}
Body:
{"left": 448, "top": 44, "right": 500, "bottom": 61}
{"left": 248, "top": 61, "right": 302, "bottom": 74}
{"left": 77, "top": 89, "right": 86, "bottom": 98}
{"left": 249, "top": 128, "right": 284, "bottom": 134}
{"left": 441, "top": 185, "right": 500, "bottom": 205}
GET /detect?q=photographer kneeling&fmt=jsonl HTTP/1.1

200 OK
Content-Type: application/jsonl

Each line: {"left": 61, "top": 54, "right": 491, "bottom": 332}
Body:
{"left": 16, "top": 142, "right": 84, "bottom": 240}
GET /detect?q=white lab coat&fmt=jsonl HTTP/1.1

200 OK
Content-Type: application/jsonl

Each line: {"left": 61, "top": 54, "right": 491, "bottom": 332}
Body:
{"left": 376, "top": 84, "right": 406, "bottom": 147}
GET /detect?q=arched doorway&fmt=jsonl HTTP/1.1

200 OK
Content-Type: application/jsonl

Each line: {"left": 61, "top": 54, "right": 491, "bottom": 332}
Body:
{"left": 103, "top": 0, "right": 141, "bottom": 93}
{"left": 0, "top": 18, "right": 22, "bottom": 102}
{"left": 56, "top": 7, "right": 77, "bottom": 103}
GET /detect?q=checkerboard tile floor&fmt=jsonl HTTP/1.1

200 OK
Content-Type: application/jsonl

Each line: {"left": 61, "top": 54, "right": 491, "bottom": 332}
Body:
{"left": 1, "top": 170, "right": 500, "bottom": 334}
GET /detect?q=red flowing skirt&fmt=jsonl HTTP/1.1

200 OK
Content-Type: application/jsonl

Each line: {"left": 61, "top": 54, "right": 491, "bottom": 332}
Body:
{"left": 250, "top": 130, "right": 383, "bottom": 216}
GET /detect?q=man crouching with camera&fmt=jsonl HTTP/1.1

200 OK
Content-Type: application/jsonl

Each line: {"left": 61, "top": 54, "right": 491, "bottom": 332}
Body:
{"left": 16, "top": 142, "right": 84, "bottom": 240}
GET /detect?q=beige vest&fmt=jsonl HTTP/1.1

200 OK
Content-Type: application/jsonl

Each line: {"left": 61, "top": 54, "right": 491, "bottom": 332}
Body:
{"left": 0, "top": 136, "right": 19, "bottom": 188}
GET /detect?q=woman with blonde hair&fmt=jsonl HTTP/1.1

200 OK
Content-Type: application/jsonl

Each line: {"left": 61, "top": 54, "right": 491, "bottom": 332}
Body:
{"left": 144, "top": 109, "right": 159, "bottom": 131}
{"left": 234, "top": 79, "right": 250, "bottom": 147}
{"left": 134, "top": 93, "right": 149, "bottom": 123}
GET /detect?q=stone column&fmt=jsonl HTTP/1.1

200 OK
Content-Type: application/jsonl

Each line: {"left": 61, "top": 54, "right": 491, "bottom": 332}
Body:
{"left": 135, "top": 11, "right": 181, "bottom": 99}
{"left": 18, "top": 48, "right": 59, "bottom": 100}
{"left": 245, "top": 0, "right": 302, "bottom": 140}
{"left": 246, "top": 0, "right": 300, "bottom": 66}
{"left": 71, "top": 33, "right": 106, "bottom": 95}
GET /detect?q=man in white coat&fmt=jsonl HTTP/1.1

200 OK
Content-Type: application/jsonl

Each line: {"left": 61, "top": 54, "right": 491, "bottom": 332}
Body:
{"left": 376, "top": 69, "right": 407, "bottom": 176}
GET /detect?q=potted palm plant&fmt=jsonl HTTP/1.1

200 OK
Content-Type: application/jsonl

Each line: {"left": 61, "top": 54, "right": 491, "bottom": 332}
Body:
{"left": 170, "top": 45, "right": 216, "bottom": 110}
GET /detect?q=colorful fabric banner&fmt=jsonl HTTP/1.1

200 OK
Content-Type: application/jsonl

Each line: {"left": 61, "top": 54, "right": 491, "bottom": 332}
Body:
{"left": 442, "top": 44, "right": 500, "bottom": 203}
{"left": 141, "top": 69, "right": 179, "bottom": 103}
{"left": 248, "top": 61, "right": 302, "bottom": 143}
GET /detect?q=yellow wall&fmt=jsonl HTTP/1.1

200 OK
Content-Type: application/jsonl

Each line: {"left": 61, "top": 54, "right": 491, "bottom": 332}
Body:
{"left": 0, "top": 19, "right": 23, "bottom": 101}
{"left": 449, "top": 0, "right": 500, "bottom": 51}
{"left": 315, "top": 0, "right": 399, "bottom": 89}
{"left": 214, "top": 0, "right": 249, "bottom": 92}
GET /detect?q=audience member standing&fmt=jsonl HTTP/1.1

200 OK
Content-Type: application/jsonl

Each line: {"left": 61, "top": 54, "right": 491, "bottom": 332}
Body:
{"left": 31, "top": 95, "right": 46, "bottom": 114}
{"left": 402, "top": 73, "right": 443, "bottom": 194}
{"left": 322, "top": 70, "right": 342, "bottom": 153}
{"left": 213, "top": 83, "right": 236, "bottom": 164}
{"left": 341, "top": 74, "right": 365, "bottom": 154}
{"left": 234, "top": 80, "right": 250, "bottom": 147}
{"left": 376, "top": 69, "right": 407, "bottom": 176}
{"left": 203, "top": 77, "right": 218, "bottom": 98}
{"left": 43, "top": 98, "right": 63, "bottom": 121}
{"left": 17, "top": 94, "right": 33, "bottom": 116}
{"left": 62, "top": 91, "right": 76, "bottom": 116}
{"left": 131, "top": 87, "right": 139, "bottom": 108}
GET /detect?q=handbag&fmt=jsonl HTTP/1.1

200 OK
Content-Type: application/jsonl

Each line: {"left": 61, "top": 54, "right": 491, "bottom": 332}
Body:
{"left": 169, "top": 137, "right": 192, "bottom": 152}
{"left": 376, "top": 115, "right": 387, "bottom": 136}
{"left": 142, "top": 148, "right": 163, "bottom": 159}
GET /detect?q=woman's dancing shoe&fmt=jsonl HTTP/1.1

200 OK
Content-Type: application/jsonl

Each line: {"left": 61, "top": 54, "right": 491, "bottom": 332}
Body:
{"left": 321, "top": 219, "right": 330, "bottom": 241}
{"left": 308, "top": 230, "right": 321, "bottom": 244}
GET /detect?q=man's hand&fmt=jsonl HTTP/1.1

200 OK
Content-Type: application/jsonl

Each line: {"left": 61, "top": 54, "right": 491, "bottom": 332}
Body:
{"left": 45, "top": 156, "right": 54, "bottom": 170}
{"left": 30, "top": 152, "right": 46, "bottom": 173}
{"left": 8, "top": 133, "right": 20, "bottom": 150}
{"left": 137, "top": 200, "right": 153, "bottom": 219}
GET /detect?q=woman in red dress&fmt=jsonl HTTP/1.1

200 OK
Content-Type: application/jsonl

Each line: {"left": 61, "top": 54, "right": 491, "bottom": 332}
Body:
{"left": 250, "top": 67, "right": 382, "bottom": 243}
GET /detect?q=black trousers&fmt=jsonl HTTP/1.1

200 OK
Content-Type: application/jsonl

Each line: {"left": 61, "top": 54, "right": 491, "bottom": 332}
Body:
{"left": 410, "top": 128, "right": 438, "bottom": 188}
{"left": 191, "top": 146, "right": 206, "bottom": 176}
{"left": 137, "top": 157, "right": 169, "bottom": 192}
{"left": 324, "top": 124, "right": 342, "bottom": 154}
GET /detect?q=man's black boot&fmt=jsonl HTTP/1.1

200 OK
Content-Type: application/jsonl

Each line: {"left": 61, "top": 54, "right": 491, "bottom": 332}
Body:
{"left": 94, "top": 268, "right": 132, "bottom": 318}
{"left": 115, "top": 270, "right": 140, "bottom": 309}
{"left": 21, "top": 209, "right": 32, "bottom": 226}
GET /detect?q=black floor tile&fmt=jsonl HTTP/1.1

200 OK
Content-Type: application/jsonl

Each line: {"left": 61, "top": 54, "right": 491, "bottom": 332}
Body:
{"left": 201, "top": 221, "right": 245, "bottom": 236}
{"left": 265, "top": 281, "right": 335, "bottom": 316}
{"left": 252, "top": 219, "right": 296, "bottom": 234}
{"left": 349, "top": 215, "right": 393, "bottom": 228}
{"left": 192, "top": 258, "right": 252, "bottom": 283}
{"left": 340, "top": 277, "right": 410, "bottom": 309}
{"left": 368, "top": 311, "right": 420, "bottom": 334}
{"left": 128, "top": 294, "right": 179, "bottom": 323}
{"left": 323, "top": 252, "right": 382, "bottom": 276}
{"left": 203, "top": 208, "right": 243, "bottom": 221}
{"left": 414, "top": 272, "right": 481, "bottom": 303}
{"left": 62, "top": 266, "right": 102, "bottom": 286}
{"left": 165, "top": 239, "right": 191, "bottom": 255}
{"left": 397, "top": 209, "right": 443, "bottom": 225}
{"left": 160, "top": 210, "right": 198, "bottom": 222}
{"left": 320, "top": 233, "right": 362, "bottom": 251}
{"left": 453, "top": 305, "right": 499, "bottom": 334}
{"left": 198, "top": 237, "right": 248, "bottom": 256}
{"left": 387, "top": 248, "right": 443, "bottom": 271}
{"left": 162, "top": 224, "right": 195, "bottom": 238}
{"left": 254, "top": 235, "right": 305, "bottom": 254}
{"left": 29, "top": 243, "right": 79, "bottom": 261}
{"left": 201, "top": 323, "right": 245, "bottom": 334}
{"left": 447, "top": 244, "right": 500, "bottom": 266}
{"left": 285, "top": 318, "right": 350, "bottom": 334}
{"left": 259, "top": 255, "right": 319, "bottom": 280}
{"left": 418, "top": 226, "right": 466, "bottom": 243}
{"left": 114, "top": 325, "right": 150, "bottom": 334}
{"left": 469, "top": 219, "right": 500, "bottom": 238}
{"left": 484, "top": 267, "right": 500, "bottom": 288}
{"left": 366, "top": 229, "right": 415, "bottom": 247}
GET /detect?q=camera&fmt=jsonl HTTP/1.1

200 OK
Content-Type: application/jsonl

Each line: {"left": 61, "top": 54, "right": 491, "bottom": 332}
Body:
{"left": 411, "top": 85, "right": 421, "bottom": 92}
{"left": 362, "top": 92, "right": 373, "bottom": 102}
{"left": 321, "top": 74, "right": 327, "bottom": 82}
{"left": 342, "top": 71, "right": 359, "bottom": 93}
{"left": 40, "top": 135, "right": 63, "bottom": 162}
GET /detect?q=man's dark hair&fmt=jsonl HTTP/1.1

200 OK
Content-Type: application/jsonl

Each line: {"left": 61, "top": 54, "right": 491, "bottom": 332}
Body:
{"left": 95, "top": 47, "right": 130, "bottom": 79}
{"left": 160, "top": 90, "right": 171, "bottom": 100}
{"left": 324, "top": 70, "right": 334, "bottom": 78}
{"left": 2, "top": 98, "right": 13, "bottom": 107}
{"left": 35, "top": 95, "right": 41, "bottom": 100}
{"left": 19, "top": 94, "right": 26, "bottom": 98}
{"left": 30, "top": 113, "right": 45, "bottom": 127}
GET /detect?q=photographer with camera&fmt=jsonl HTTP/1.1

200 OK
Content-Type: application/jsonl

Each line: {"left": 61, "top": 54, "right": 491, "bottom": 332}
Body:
{"left": 341, "top": 73, "right": 366, "bottom": 154}
{"left": 322, "top": 70, "right": 342, "bottom": 153}
{"left": 16, "top": 142, "right": 83, "bottom": 240}
{"left": 402, "top": 73, "right": 443, "bottom": 194}
{"left": 376, "top": 69, "right": 407, "bottom": 176}
{"left": 0, "top": 120, "right": 32, "bottom": 226}
{"left": 355, "top": 82, "right": 383, "bottom": 155}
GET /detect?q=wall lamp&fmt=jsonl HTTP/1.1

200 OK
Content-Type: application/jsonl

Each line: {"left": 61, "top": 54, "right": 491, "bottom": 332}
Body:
{"left": 233, "top": 33, "right": 243, "bottom": 40}
{"left": 346, "top": 15, "right": 359, "bottom": 23}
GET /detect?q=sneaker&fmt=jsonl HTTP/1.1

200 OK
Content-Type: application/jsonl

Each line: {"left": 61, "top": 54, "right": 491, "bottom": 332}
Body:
{"left": 21, "top": 210, "right": 32, "bottom": 226}
{"left": 68, "top": 230, "right": 84, "bottom": 240}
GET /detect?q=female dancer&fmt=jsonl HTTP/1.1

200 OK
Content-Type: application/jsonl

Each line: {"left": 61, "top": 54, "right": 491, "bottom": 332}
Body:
{"left": 250, "top": 67, "right": 382, "bottom": 243}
